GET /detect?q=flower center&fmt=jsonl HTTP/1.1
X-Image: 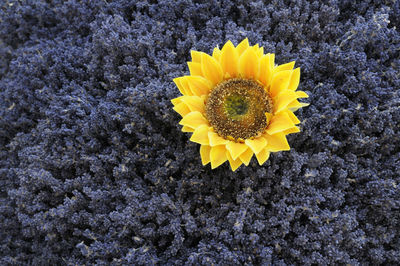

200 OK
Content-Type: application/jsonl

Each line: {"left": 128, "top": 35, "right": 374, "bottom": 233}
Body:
{"left": 225, "top": 94, "right": 249, "bottom": 117}
{"left": 205, "top": 79, "right": 272, "bottom": 141}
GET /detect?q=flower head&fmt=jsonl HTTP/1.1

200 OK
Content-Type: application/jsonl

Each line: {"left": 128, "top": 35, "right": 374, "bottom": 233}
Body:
{"left": 171, "top": 39, "right": 309, "bottom": 171}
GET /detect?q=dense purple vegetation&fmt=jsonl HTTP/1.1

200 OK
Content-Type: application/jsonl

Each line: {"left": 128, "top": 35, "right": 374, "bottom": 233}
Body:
{"left": 0, "top": 0, "right": 399, "bottom": 264}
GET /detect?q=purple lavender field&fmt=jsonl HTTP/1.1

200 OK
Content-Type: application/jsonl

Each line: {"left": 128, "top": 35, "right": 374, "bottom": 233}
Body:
{"left": 1, "top": 0, "right": 399, "bottom": 264}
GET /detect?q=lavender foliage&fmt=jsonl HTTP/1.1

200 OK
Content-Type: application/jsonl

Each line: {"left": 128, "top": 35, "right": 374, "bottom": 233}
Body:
{"left": 0, "top": 0, "right": 399, "bottom": 265}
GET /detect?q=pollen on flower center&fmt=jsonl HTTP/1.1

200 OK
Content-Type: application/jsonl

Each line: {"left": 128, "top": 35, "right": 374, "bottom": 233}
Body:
{"left": 205, "top": 78, "right": 273, "bottom": 141}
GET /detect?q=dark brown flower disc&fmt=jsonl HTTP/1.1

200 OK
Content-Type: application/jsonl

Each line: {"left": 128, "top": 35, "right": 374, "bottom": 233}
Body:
{"left": 205, "top": 79, "right": 273, "bottom": 141}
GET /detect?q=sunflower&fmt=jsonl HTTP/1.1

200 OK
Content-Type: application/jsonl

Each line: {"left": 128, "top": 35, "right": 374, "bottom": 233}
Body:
{"left": 171, "top": 39, "right": 309, "bottom": 171}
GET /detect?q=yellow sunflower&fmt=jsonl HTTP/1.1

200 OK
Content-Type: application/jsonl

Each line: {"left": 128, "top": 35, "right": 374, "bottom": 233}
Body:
{"left": 171, "top": 39, "right": 309, "bottom": 171}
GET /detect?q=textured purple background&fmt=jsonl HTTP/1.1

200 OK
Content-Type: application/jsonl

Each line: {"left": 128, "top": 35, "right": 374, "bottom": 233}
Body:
{"left": 1, "top": 0, "right": 399, "bottom": 264}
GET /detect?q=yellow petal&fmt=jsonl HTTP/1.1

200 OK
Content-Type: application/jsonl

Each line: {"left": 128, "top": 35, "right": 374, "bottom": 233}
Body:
{"left": 287, "top": 99, "right": 302, "bottom": 109}
{"left": 264, "top": 132, "right": 290, "bottom": 152}
{"left": 173, "top": 77, "right": 192, "bottom": 96}
{"left": 200, "top": 145, "right": 211, "bottom": 165}
{"left": 295, "top": 91, "right": 309, "bottom": 98}
{"left": 283, "top": 126, "right": 300, "bottom": 135}
{"left": 253, "top": 44, "right": 264, "bottom": 58}
{"left": 287, "top": 100, "right": 309, "bottom": 112}
{"left": 288, "top": 67, "right": 300, "bottom": 91}
{"left": 266, "top": 112, "right": 295, "bottom": 135}
{"left": 226, "top": 141, "right": 248, "bottom": 160}
{"left": 191, "top": 50, "right": 202, "bottom": 63}
{"left": 182, "top": 126, "right": 194, "bottom": 132}
{"left": 269, "top": 53, "right": 275, "bottom": 69}
{"left": 180, "top": 96, "right": 205, "bottom": 113}
{"left": 285, "top": 110, "right": 301, "bottom": 124}
{"left": 212, "top": 47, "right": 221, "bottom": 61}
{"left": 238, "top": 47, "right": 260, "bottom": 79}
{"left": 187, "top": 62, "right": 203, "bottom": 76}
{"left": 200, "top": 53, "right": 223, "bottom": 86}
{"left": 226, "top": 151, "right": 243, "bottom": 171}
{"left": 274, "top": 61, "right": 295, "bottom": 72}
{"left": 265, "top": 112, "right": 273, "bottom": 124}
{"left": 220, "top": 40, "right": 239, "bottom": 78}
{"left": 239, "top": 148, "right": 253, "bottom": 166}
{"left": 210, "top": 145, "right": 228, "bottom": 169}
{"left": 270, "top": 70, "right": 292, "bottom": 98}
{"left": 173, "top": 102, "right": 191, "bottom": 117}
{"left": 179, "top": 111, "right": 208, "bottom": 129}
{"left": 258, "top": 54, "right": 274, "bottom": 87}
{"left": 190, "top": 125, "right": 210, "bottom": 145}
{"left": 236, "top": 38, "right": 249, "bottom": 55}
{"left": 171, "top": 96, "right": 183, "bottom": 106}
{"left": 273, "top": 90, "right": 299, "bottom": 113}
{"left": 245, "top": 137, "right": 267, "bottom": 154}
{"left": 259, "top": 47, "right": 264, "bottom": 57}
{"left": 255, "top": 149, "right": 270, "bottom": 165}
{"left": 208, "top": 132, "right": 229, "bottom": 146}
{"left": 186, "top": 76, "right": 212, "bottom": 96}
